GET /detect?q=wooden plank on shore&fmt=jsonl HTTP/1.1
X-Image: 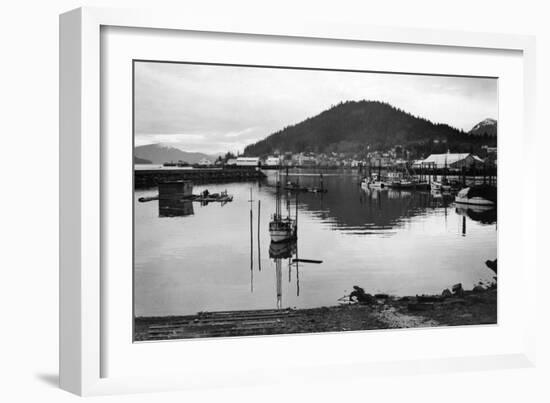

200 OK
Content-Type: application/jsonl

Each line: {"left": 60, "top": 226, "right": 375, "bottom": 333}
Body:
{"left": 199, "top": 308, "right": 292, "bottom": 316}
{"left": 199, "top": 311, "right": 294, "bottom": 319}
{"left": 148, "top": 322, "right": 286, "bottom": 337}
{"left": 143, "top": 308, "right": 296, "bottom": 339}
{"left": 148, "top": 319, "right": 284, "bottom": 331}
{"left": 147, "top": 326, "right": 285, "bottom": 339}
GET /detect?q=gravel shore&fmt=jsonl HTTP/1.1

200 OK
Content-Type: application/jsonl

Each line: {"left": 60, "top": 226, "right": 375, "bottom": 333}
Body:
{"left": 134, "top": 286, "right": 496, "bottom": 341}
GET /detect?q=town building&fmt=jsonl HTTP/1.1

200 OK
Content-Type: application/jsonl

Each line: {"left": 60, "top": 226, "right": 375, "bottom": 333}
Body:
{"left": 418, "top": 153, "right": 485, "bottom": 170}
{"left": 265, "top": 156, "right": 281, "bottom": 166}
{"left": 227, "top": 157, "right": 260, "bottom": 167}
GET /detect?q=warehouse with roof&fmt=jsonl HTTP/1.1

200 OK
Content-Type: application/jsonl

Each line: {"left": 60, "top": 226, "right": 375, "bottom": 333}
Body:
{"left": 413, "top": 153, "right": 485, "bottom": 170}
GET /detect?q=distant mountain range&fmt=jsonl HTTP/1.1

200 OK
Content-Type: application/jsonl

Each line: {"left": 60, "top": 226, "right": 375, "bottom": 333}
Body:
{"left": 134, "top": 143, "right": 221, "bottom": 164}
{"left": 468, "top": 118, "right": 497, "bottom": 137}
{"left": 243, "top": 100, "right": 497, "bottom": 157}
{"left": 134, "top": 156, "right": 152, "bottom": 164}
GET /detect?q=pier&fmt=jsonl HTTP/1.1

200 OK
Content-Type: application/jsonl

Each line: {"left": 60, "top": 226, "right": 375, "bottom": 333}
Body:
{"left": 135, "top": 167, "right": 266, "bottom": 188}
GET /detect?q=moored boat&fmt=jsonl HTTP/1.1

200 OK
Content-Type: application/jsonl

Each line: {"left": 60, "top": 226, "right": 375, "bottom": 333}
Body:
{"left": 270, "top": 177, "right": 298, "bottom": 243}
{"left": 360, "top": 175, "right": 387, "bottom": 189}
{"left": 431, "top": 181, "right": 451, "bottom": 192}
{"left": 269, "top": 218, "right": 297, "bottom": 243}
{"left": 369, "top": 180, "right": 387, "bottom": 189}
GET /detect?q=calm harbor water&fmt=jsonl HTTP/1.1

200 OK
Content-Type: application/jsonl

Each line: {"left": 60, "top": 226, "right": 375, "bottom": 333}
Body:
{"left": 134, "top": 170, "right": 497, "bottom": 317}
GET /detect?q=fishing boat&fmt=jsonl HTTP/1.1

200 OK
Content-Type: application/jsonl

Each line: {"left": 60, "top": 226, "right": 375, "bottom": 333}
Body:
{"left": 433, "top": 155, "right": 453, "bottom": 192}
{"left": 269, "top": 179, "right": 297, "bottom": 243}
{"left": 390, "top": 178, "right": 415, "bottom": 189}
{"left": 283, "top": 174, "right": 327, "bottom": 193}
{"left": 454, "top": 185, "right": 497, "bottom": 206}
{"left": 386, "top": 167, "right": 417, "bottom": 189}
{"left": 361, "top": 173, "right": 387, "bottom": 189}
{"left": 362, "top": 160, "right": 389, "bottom": 189}
{"left": 431, "top": 180, "right": 451, "bottom": 192}
{"left": 269, "top": 217, "right": 297, "bottom": 243}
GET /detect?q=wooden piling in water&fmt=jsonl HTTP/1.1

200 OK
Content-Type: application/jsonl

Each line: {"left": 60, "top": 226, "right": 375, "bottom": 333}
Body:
{"left": 249, "top": 188, "right": 253, "bottom": 292}
{"left": 257, "top": 199, "right": 261, "bottom": 272}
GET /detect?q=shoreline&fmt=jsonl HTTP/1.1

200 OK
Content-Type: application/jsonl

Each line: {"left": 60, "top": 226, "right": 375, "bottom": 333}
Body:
{"left": 134, "top": 286, "right": 496, "bottom": 341}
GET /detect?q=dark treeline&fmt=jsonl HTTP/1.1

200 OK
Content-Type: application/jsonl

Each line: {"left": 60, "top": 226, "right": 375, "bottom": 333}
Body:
{"left": 243, "top": 100, "right": 496, "bottom": 158}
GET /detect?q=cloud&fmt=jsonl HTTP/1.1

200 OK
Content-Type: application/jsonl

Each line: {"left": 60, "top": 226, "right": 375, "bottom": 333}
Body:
{"left": 134, "top": 62, "right": 498, "bottom": 154}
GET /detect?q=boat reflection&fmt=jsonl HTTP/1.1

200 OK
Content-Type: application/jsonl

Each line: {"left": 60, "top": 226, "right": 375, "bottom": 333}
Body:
{"left": 269, "top": 240, "right": 297, "bottom": 259}
{"left": 158, "top": 199, "right": 194, "bottom": 217}
{"left": 269, "top": 240, "right": 298, "bottom": 309}
{"left": 455, "top": 204, "right": 497, "bottom": 225}
{"left": 289, "top": 173, "right": 469, "bottom": 232}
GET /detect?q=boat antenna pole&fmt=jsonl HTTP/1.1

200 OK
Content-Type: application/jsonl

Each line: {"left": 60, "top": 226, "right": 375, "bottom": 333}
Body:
{"left": 295, "top": 191, "right": 298, "bottom": 233}
{"left": 275, "top": 173, "right": 281, "bottom": 219}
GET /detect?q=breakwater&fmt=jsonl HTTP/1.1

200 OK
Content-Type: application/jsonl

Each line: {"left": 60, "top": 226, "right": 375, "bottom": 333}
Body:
{"left": 135, "top": 167, "right": 266, "bottom": 188}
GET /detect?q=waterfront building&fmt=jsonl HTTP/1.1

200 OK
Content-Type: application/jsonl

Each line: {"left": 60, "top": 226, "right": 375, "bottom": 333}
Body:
{"left": 234, "top": 157, "right": 261, "bottom": 167}
{"left": 420, "top": 152, "right": 485, "bottom": 170}
{"left": 265, "top": 156, "right": 281, "bottom": 166}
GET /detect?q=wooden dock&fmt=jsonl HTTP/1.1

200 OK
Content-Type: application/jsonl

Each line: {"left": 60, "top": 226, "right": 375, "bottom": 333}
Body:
{"left": 138, "top": 194, "right": 233, "bottom": 203}
{"left": 135, "top": 168, "right": 266, "bottom": 188}
{"left": 143, "top": 308, "right": 295, "bottom": 340}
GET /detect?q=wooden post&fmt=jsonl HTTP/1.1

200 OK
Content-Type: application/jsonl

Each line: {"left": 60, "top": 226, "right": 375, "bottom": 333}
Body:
{"left": 249, "top": 188, "right": 253, "bottom": 292}
{"left": 257, "top": 200, "right": 261, "bottom": 272}
{"left": 295, "top": 192, "right": 298, "bottom": 231}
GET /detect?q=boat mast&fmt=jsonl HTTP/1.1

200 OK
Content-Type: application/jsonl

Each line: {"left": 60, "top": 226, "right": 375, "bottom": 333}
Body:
{"left": 275, "top": 172, "right": 281, "bottom": 219}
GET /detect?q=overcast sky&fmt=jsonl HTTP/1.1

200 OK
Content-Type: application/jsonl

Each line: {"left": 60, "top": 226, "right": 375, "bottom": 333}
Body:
{"left": 134, "top": 61, "right": 498, "bottom": 155}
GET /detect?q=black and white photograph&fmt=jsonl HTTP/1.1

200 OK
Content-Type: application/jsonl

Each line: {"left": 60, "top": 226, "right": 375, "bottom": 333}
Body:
{"left": 133, "top": 61, "right": 498, "bottom": 341}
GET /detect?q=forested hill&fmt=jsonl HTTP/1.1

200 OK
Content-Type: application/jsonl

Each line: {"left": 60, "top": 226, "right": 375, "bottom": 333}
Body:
{"left": 243, "top": 100, "right": 495, "bottom": 157}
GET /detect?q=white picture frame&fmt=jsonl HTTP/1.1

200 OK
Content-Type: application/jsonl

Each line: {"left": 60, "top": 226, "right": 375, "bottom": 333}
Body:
{"left": 60, "top": 6, "right": 537, "bottom": 396}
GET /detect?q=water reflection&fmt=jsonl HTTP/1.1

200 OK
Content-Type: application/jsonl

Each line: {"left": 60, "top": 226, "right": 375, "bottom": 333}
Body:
{"left": 135, "top": 170, "right": 498, "bottom": 317}
{"left": 455, "top": 205, "right": 497, "bottom": 225}
{"left": 269, "top": 241, "right": 298, "bottom": 309}
{"left": 274, "top": 173, "right": 477, "bottom": 235}
{"left": 158, "top": 199, "right": 194, "bottom": 217}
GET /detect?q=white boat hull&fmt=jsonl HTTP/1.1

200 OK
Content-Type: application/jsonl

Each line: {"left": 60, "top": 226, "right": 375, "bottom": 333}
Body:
{"left": 455, "top": 196, "right": 495, "bottom": 206}
{"left": 368, "top": 181, "right": 387, "bottom": 189}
